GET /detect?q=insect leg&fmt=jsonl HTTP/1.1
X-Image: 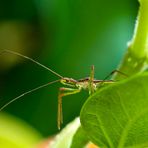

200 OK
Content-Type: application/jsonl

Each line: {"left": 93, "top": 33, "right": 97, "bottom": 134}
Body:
{"left": 97, "top": 70, "right": 128, "bottom": 89}
{"left": 103, "top": 70, "right": 127, "bottom": 81}
{"left": 58, "top": 87, "right": 81, "bottom": 130}
{"left": 89, "top": 65, "right": 95, "bottom": 95}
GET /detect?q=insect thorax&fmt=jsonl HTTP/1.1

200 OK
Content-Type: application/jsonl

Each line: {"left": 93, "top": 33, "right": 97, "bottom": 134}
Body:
{"left": 76, "top": 77, "right": 98, "bottom": 90}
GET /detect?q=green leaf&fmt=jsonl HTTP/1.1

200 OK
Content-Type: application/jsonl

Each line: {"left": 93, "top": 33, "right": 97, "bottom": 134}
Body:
{"left": 70, "top": 126, "right": 89, "bottom": 148}
{"left": 0, "top": 112, "right": 42, "bottom": 148}
{"left": 49, "top": 118, "right": 80, "bottom": 148}
{"left": 80, "top": 73, "right": 148, "bottom": 148}
{"left": 129, "top": 0, "right": 148, "bottom": 59}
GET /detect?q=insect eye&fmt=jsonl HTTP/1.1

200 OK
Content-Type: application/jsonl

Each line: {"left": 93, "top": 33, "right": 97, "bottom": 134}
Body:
{"left": 61, "top": 78, "right": 70, "bottom": 83}
{"left": 62, "top": 79, "right": 68, "bottom": 83}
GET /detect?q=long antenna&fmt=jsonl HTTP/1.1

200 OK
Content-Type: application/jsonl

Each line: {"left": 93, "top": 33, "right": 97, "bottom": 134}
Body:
{"left": 0, "top": 49, "right": 63, "bottom": 78}
{"left": 0, "top": 79, "right": 60, "bottom": 111}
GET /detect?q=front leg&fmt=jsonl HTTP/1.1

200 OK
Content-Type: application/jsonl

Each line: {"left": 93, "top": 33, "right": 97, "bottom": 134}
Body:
{"left": 58, "top": 87, "right": 81, "bottom": 129}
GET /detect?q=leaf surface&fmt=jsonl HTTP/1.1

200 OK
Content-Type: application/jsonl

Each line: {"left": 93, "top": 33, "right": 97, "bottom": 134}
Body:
{"left": 49, "top": 118, "right": 80, "bottom": 148}
{"left": 70, "top": 126, "right": 89, "bottom": 148}
{"left": 80, "top": 73, "right": 148, "bottom": 148}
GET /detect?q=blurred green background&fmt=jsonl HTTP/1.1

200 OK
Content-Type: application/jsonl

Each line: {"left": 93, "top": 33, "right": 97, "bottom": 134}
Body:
{"left": 0, "top": 0, "right": 138, "bottom": 140}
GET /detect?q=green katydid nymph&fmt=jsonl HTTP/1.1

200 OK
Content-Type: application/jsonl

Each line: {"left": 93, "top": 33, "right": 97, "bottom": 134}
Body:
{"left": 0, "top": 50, "right": 126, "bottom": 129}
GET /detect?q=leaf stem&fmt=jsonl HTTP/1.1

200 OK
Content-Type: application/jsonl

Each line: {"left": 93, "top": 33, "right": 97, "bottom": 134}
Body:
{"left": 114, "top": 0, "right": 148, "bottom": 80}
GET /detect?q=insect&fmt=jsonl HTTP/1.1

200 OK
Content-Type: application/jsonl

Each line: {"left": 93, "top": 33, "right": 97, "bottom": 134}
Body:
{"left": 0, "top": 50, "right": 126, "bottom": 129}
